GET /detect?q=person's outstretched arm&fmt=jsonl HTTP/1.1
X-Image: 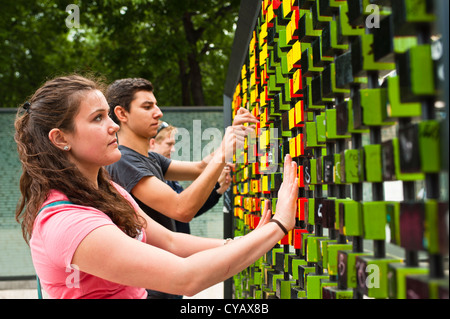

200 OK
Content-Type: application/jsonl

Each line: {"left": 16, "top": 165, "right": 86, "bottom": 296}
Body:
{"left": 71, "top": 155, "right": 298, "bottom": 297}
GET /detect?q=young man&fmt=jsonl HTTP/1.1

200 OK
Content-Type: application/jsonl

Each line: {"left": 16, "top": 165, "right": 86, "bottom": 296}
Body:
{"left": 149, "top": 121, "right": 231, "bottom": 234}
{"left": 105, "top": 78, "right": 258, "bottom": 298}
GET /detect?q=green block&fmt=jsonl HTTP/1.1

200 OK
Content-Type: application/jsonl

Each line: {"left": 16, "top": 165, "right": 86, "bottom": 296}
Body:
{"left": 403, "top": 0, "right": 435, "bottom": 23}
{"left": 363, "top": 201, "right": 388, "bottom": 240}
{"left": 387, "top": 76, "right": 422, "bottom": 118}
{"left": 388, "top": 263, "right": 429, "bottom": 299}
{"left": 360, "top": 88, "right": 396, "bottom": 126}
{"left": 424, "top": 200, "right": 440, "bottom": 254}
{"left": 280, "top": 53, "right": 291, "bottom": 77}
{"left": 306, "top": 236, "right": 328, "bottom": 262}
{"left": 361, "top": 33, "right": 396, "bottom": 73}
{"left": 298, "top": 10, "right": 322, "bottom": 39}
{"left": 291, "top": 258, "right": 308, "bottom": 280}
{"left": 316, "top": 112, "right": 327, "bottom": 142}
{"left": 275, "top": 63, "right": 288, "bottom": 87}
{"left": 314, "top": 1, "right": 332, "bottom": 24}
{"left": 276, "top": 278, "right": 296, "bottom": 299}
{"left": 411, "top": 45, "right": 435, "bottom": 96}
{"left": 291, "top": 286, "right": 307, "bottom": 299}
{"left": 270, "top": 273, "right": 283, "bottom": 293}
{"left": 299, "top": 265, "right": 316, "bottom": 290}
{"left": 338, "top": 250, "right": 371, "bottom": 289}
{"left": 278, "top": 28, "right": 290, "bottom": 51}
{"left": 322, "top": 286, "right": 354, "bottom": 299}
{"left": 328, "top": 20, "right": 349, "bottom": 53}
{"left": 364, "top": 144, "right": 383, "bottom": 182}
{"left": 419, "top": 120, "right": 441, "bottom": 173}
{"left": 343, "top": 149, "right": 363, "bottom": 183}
{"left": 429, "top": 278, "right": 449, "bottom": 299}
{"left": 271, "top": 247, "right": 284, "bottom": 266}
{"left": 392, "top": 138, "right": 425, "bottom": 181}
{"left": 337, "top": 3, "right": 365, "bottom": 38}
{"left": 305, "top": 77, "right": 326, "bottom": 110}
{"left": 347, "top": 99, "right": 370, "bottom": 133}
{"left": 306, "top": 275, "right": 329, "bottom": 299}
{"left": 355, "top": 255, "right": 403, "bottom": 299}
{"left": 303, "top": 46, "right": 324, "bottom": 75}
{"left": 268, "top": 74, "right": 281, "bottom": 94}
{"left": 321, "top": 239, "right": 337, "bottom": 270}
{"left": 327, "top": 243, "right": 353, "bottom": 276}
{"left": 394, "top": 36, "right": 418, "bottom": 54}
{"left": 253, "top": 270, "right": 262, "bottom": 287}
{"left": 283, "top": 253, "right": 296, "bottom": 273}
{"left": 326, "top": 109, "right": 351, "bottom": 139}
{"left": 305, "top": 122, "right": 322, "bottom": 148}
{"left": 340, "top": 200, "right": 364, "bottom": 236}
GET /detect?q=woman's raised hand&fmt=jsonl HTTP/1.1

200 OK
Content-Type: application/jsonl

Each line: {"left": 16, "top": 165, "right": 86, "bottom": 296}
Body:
{"left": 272, "top": 154, "right": 298, "bottom": 232}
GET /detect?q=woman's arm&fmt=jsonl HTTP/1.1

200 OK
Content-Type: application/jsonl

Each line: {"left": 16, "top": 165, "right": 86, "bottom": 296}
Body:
{"left": 72, "top": 155, "right": 297, "bottom": 297}
{"left": 137, "top": 204, "right": 224, "bottom": 256}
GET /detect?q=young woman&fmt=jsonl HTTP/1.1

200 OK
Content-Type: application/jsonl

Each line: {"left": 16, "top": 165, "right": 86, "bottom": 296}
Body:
{"left": 15, "top": 75, "right": 298, "bottom": 299}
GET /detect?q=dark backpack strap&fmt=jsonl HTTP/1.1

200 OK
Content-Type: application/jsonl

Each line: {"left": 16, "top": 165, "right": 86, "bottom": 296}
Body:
{"left": 36, "top": 200, "right": 73, "bottom": 299}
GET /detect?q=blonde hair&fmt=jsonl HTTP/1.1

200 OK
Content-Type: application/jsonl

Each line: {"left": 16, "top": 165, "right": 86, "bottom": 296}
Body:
{"left": 154, "top": 120, "right": 177, "bottom": 143}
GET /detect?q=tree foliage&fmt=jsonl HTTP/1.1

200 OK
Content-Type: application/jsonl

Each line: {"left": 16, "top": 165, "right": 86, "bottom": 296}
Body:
{"left": 0, "top": 0, "right": 240, "bottom": 107}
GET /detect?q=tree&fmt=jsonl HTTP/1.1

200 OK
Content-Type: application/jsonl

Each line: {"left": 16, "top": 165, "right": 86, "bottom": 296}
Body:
{"left": 0, "top": 0, "right": 240, "bottom": 107}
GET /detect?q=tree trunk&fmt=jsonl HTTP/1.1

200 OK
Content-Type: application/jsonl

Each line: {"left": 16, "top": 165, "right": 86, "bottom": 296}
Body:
{"left": 182, "top": 12, "right": 206, "bottom": 106}
{"left": 178, "top": 58, "right": 191, "bottom": 106}
{"left": 188, "top": 53, "right": 205, "bottom": 106}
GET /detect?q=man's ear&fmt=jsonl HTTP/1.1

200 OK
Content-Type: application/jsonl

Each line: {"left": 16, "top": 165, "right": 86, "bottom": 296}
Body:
{"left": 149, "top": 138, "right": 156, "bottom": 150}
{"left": 48, "top": 128, "right": 70, "bottom": 151}
{"left": 114, "top": 105, "right": 128, "bottom": 124}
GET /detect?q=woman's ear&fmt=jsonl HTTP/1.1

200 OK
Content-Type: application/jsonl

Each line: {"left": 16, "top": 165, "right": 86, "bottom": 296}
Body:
{"left": 114, "top": 105, "right": 128, "bottom": 124}
{"left": 48, "top": 128, "right": 70, "bottom": 151}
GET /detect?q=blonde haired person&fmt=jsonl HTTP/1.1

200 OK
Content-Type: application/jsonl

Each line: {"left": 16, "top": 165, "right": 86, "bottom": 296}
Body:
{"left": 149, "top": 120, "right": 232, "bottom": 235}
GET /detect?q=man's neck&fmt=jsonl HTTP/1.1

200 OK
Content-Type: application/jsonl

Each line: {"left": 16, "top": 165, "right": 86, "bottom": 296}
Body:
{"left": 117, "top": 128, "right": 150, "bottom": 157}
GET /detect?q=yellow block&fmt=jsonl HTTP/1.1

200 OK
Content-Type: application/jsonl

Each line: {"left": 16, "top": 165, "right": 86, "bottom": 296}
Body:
{"left": 288, "top": 107, "right": 295, "bottom": 129}
{"left": 289, "top": 136, "right": 297, "bottom": 158}
{"left": 295, "top": 100, "right": 303, "bottom": 124}
{"left": 262, "top": 175, "right": 270, "bottom": 192}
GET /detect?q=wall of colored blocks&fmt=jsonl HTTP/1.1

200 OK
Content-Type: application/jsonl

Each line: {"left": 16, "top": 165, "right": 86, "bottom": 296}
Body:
{"left": 229, "top": 0, "right": 448, "bottom": 299}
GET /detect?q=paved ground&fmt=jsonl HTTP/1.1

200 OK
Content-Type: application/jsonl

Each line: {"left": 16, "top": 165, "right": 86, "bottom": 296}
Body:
{"left": 0, "top": 280, "right": 223, "bottom": 299}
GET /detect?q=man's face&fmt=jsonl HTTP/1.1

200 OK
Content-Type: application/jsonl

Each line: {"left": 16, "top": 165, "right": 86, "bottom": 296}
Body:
{"left": 152, "top": 133, "right": 176, "bottom": 159}
{"left": 126, "top": 90, "right": 163, "bottom": 138}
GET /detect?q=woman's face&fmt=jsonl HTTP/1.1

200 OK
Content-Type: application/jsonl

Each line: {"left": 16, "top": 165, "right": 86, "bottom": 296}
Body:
{"left": 64, "top": 90, "right": 121, "bottom": 176}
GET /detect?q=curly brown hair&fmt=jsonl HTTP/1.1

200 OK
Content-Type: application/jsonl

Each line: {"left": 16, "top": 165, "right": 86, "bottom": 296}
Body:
{"left": 14, "top": 75, "right": 146, "bottom": 243}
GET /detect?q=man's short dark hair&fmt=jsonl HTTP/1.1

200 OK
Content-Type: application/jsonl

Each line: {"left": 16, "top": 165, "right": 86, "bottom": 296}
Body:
{"left": 106, "top": 78, "right": 154, "bottom": 125}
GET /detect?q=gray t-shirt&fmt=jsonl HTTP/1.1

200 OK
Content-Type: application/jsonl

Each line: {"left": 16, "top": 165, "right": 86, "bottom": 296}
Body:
{"left": 106, "top": 145, "right": 176, "bottom": 231}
